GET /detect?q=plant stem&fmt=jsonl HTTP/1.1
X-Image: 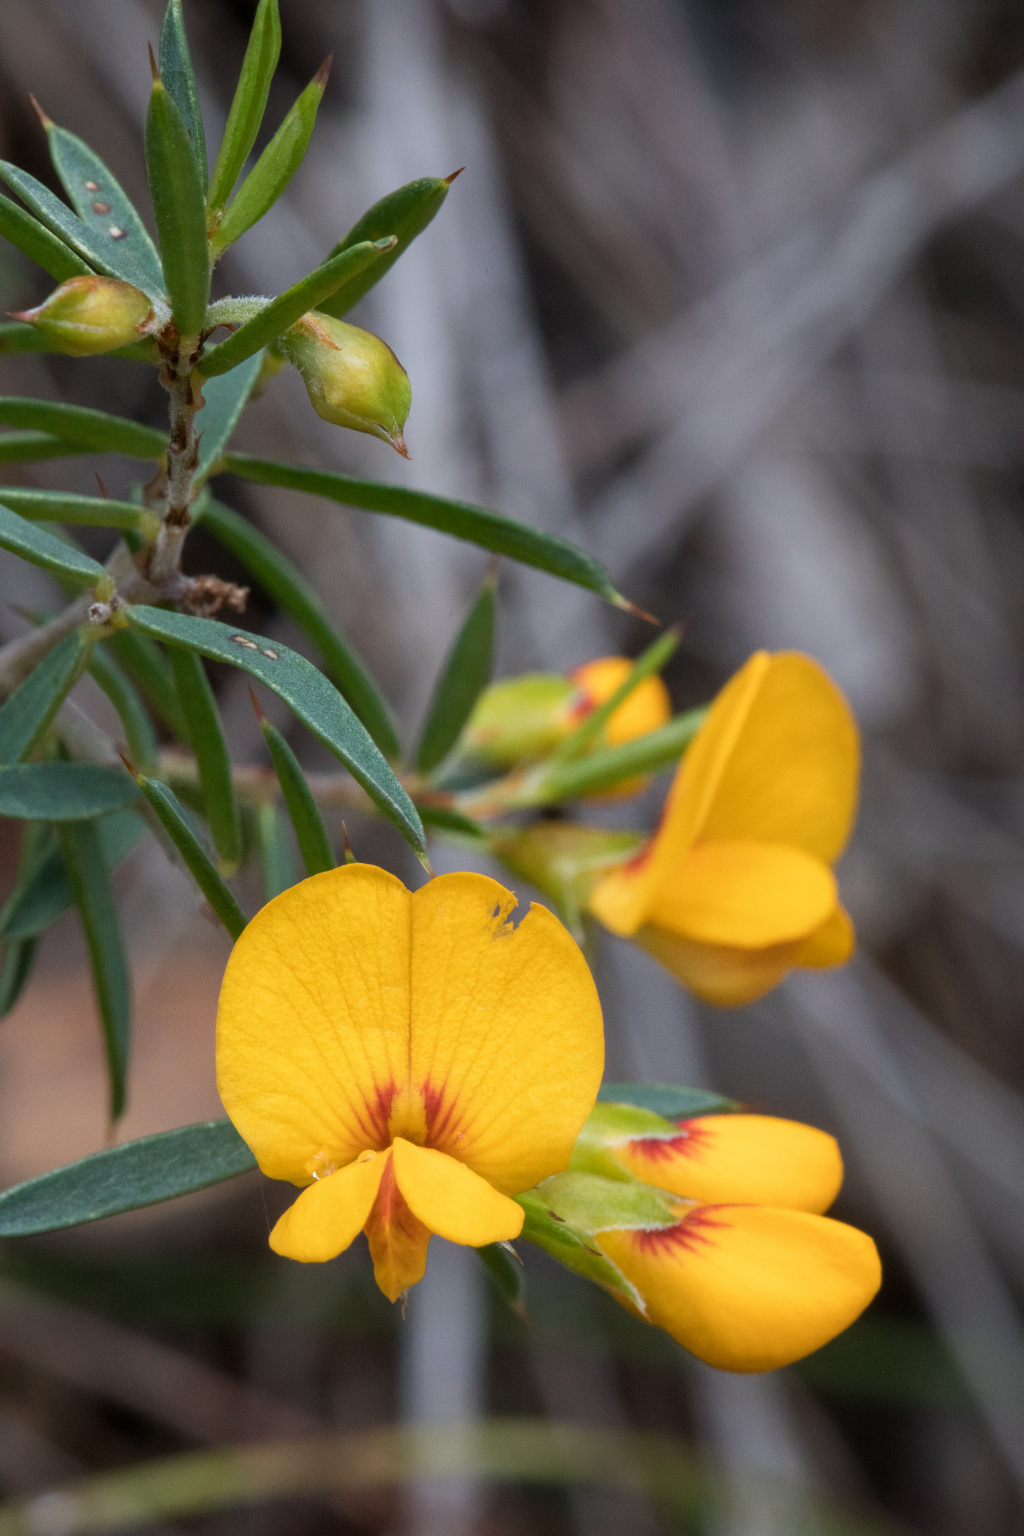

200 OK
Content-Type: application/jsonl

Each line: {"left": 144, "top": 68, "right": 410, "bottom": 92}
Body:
{"left": 150, "top": 333, "right": 202, "bottom": 586}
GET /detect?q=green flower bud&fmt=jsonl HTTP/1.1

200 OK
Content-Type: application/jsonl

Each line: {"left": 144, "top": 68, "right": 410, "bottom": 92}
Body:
{"left": 491, "top": 822, "right": 643, "bottom": 933}
{"left": 281, "top": 311, "right": 411, "bottom": 455}
{"left": 10, "top": 276, "right": 154, "bottom": 357}
{"left": 459, "top": 673, "right": 578, "bottom": 769}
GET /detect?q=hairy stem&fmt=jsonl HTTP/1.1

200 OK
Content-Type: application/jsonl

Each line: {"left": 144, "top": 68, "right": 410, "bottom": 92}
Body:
{"left": 150, "top": 334, "right": 202, "bottom": 586}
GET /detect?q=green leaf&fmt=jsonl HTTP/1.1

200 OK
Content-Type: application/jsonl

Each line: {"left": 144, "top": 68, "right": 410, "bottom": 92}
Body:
{"left": 0, "top": 1118, "right": 255, "bottom": 1235}
{"left": 43, "top": 119, "right": 165, "bottom": 299}
{"left": 0, "top": 939, "right": 36, "bottom": 1020}
{"left": 209, "top": 60, "right": 331, "bottom": 255}
{"left": 0, "top": 762, "right": 138, "bottom": 820}
{"left": 0, "top": 432, "right": 90, "bottom": 463}
{"left": 0, "top": 191, "right": 93, "bottom": 283}
{"left": 0, "top": 486, "right": 143, "bottom": 530}
{"left": 476, "top": 1241, "right": 526, "bottom": 1320}
{"left": 58, "top": 818, "right": 131, "bottom": 1119}
{"left": 549, "top": 627, "right": 680, "bottom": 769}
{"left": 596, "top": 1083, "right": 739, "bottom": 1119}
{"left": 146, "top": 73, "right": 209, "bottom": 336}
{"left": 256, "top": 801, "right": 297, "bottom": 900}
{"left": 168, "top": 645, "right": 241, "bottom": 868}
{"left": 222, "top": 454, "right": 630, "bottom": 608}
{"left": 201, "top": 497, "right": 399, "bottom": 756}
{"left": 128, "top": 606, "right": 424, "bottom": 854}
{"left": 0, "top": 398, "right": 167, "bottom": 459}
{"left": 0, "top": 503, "right": 105, "bottom": 585}
{"left": 207, "top": 0, "right": 281, "bottom": 211}
{"left": 0, "top": 812, "right": 144, "bottom": 942}
{"left": 520, "top": 708, "right": 708, "bottom": 806}
{"left": 319, "top": 175, "right": 455, "bottom": 319}
{"left": 88, "top": 648, "right": 159, "bottom": 771}
{"left": 417, "top": 573, "right": 496, "bottom": 775}
{"left": 418, "top": 805, "right": 486, "bottom": 841}
{"left": 515, "top": 1184, "right": 645, "bottom": 1312}
{"left": 159, "top": 0, "right": 208, "bottom": 188}
{"left": 197, "top": 239, "right": 393, "bottom": 378}
{"left": 132, "top": 771, "right": 247, "bottom": 939}
{"left": 0, "top": 630, "right": 89, "bottom": 765}
{"left": 194, "top": 352, "right": 264, "bottom": 482}
{"left": 105, "top": 629, "right": 188, "bottom": 740}
{"left": 258, "top": 711, "right": 333, "bottom": 877}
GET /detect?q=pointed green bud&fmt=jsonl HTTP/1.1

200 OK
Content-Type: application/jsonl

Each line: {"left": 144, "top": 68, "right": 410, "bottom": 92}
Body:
{"left": 9, "top": 276, "right": 154, "bottom": 357}
{"left": 281, "top": 311, "right": 411, "bottom": 454}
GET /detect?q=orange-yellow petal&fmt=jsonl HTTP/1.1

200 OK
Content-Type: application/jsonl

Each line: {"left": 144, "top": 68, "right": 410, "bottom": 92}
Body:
{"left": 408, "top": 873, "right": 603, "bottom": 1194}
{"left": 597, "top": 1205, "right": 881, "bottom": 1372}
{"left": 364, "top": 1148, "right": 431, "bottom": 1301}
{"left": 391, "top": 1137, "right": 524, "bottom": 1245}
{"left": 635, "top": 924, "right": 804, "bottom": 1007}
{"left": 269, "top": 1149, "right": 389, "bottom": 1263}
{"left": 569, "top": 657, "right": 672, "bottom": 746}
{"left": 796, "top": 904, "right": 855, "bottom": 968}
{"left": 612, "top": 1115, "right": 843, "bottom": 1213}
{"left": 644, "top": 841, "right": 837, "bottom": 949}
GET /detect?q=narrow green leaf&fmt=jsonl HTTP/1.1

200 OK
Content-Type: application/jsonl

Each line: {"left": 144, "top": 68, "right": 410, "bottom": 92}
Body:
{"left": 223, "top": 454, "right": 629, "bottom": 607}
{"left": 256, "top": 801, "right": 297, "bottom": 900}
{"left": 0, "top": 191, "right": 94, "bottom": 283}
{"left": 0, "top": 1118, "right": 254, "bottom": 1235}
{"left": 133, "top": 771, "right": 247, "bottom": 939}
{"left": 210, "top": 60, "right": 331, "bottom": 255}
{"left": 419, "top": 805, "right": 486, "bottom": 840}
{"left": 146, "top": 73, "right": 209, "bottom": 336}
{"left": 522, "top": 708, "right": 707, "bottom": 805}
{"left": 417, "top": 575, "right": 497, "bottom": 774}
{"left": 88, "top": 648, "right": 159, "bottom": 771}
{"left": 168, "top": 645, "right": 240, "bottom": 867}
{"left": 0, "top": 503, "right": 105, "bottom": 585}
{"left": 0, "top": 811, "right": 144, "bottom": 943}
{"left": 208, "top": 0, "right": 281, "bottom": 211}
{"left": 197, "top": 239, "right": 393, "bottom": 378}
{"left": 0, "top": 432, "right": 90, "bottom": 462}
{"left": 0, "top": 939, "right": 36, "bottom": 1020}
{"left": 105, "top": 630, "right": 188, "bottom": 740}
{"left": 128, "top": 605, "right": 424, "bottom": 854}
{"left": 0, "top": 630, "right": 88, "bottom": 765}
{"left": 0, "top": 398, "right": 167, "bottom": 459}
{"left": 43, "top": 120, "right": 165, "bottom": 298}
{"left": 476, "top": 1241, "right": 526, "bottom": 1320}
{"left": 58, "top": 818, "right": 131, "bottom": 1120}
{"left": 0, "top": 762, "right": 137, "bottom": 820}
{"left": 596, "top": 1083, "right": 738, "bottom": 1119}
{"left": 159, "top": 0, "right": 208, "bottom": 188}
{"left": 0, "top": 487, "right": 143, "bottom": 530}
{"left": 319, "top": 175, "right": 456, "bottom": 319}
{"left": 194, "top": 352, "right": 264, "bottom": 481}
{"left": 550, "top": 627, "right": 680, "bottom": 769}
{"left": 202, "top": 497, "right": 399, "bottom": 756}
{"left": 258, "top": 713, "right": 333, "bottom": 876}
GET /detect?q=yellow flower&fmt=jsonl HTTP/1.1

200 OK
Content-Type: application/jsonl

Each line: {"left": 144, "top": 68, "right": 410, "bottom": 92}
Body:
{"left": 216, "top": 863, "right": 604, "bottom": 1300}
{"left": 568, "top": 656, "right": 671, "bottom": 746}
{"left": 571, "top": 1104, "right": 880, "bottom": 1372}
{"left": 588, "top": 650, "right": 859, "bottom": 1005}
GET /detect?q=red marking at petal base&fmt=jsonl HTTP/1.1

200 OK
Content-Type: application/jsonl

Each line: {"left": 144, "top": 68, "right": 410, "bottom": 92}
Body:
{"left": 632, "top": 1207, "right": 730, "bottom": 1258}
{"left": 350, "top": 1079, "right": 398, "bottom": 1149}
{"left": 626, "top": 1120, "right": 713, "bottom": 1166}
{"left": 422, "top": 1076, "right": 467, "bottom": 1150}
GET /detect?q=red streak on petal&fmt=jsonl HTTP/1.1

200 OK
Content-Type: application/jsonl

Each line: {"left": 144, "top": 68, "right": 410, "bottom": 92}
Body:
{"left": 625, "top": 1120, "right": 712, "bottom": 1166}
{"left": 351, "top": 1078, "right": 398, "bottom": 1150}
{"left": 632, "top": 1206, "right": 729, "bottom": 1257}
{"left": 422, "top": 1075, "right": 467, "bottom": 1152}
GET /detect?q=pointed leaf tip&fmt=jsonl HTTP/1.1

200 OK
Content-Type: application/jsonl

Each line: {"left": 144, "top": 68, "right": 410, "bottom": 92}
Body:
{"left": 613, "top": 595, "right": 660, "bottom": 625}
{"left": 444, "top": 168, "right": 466, "bottom": 185}
{"left": 118, "top": 752, "right": 141, "bottom": 781}
{"left": 391, "top": 432, "right": 410, "bottom": 459}
{"left": 313, "top": 54, "right": 334, "bottom": 89}
{"left": 248, "top": 685, "right": 267, "bottom": 723}
{"left": 148, "top": 42, "right": 160, "bottom": 82}
{"left": 28, "top": 94, "right": 52, "bottom": 130}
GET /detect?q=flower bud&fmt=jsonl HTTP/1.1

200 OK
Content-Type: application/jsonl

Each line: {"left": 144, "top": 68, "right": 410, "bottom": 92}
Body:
{"left": 568, "top": 657, "right": 671, "bottom": 746}
{"left": 10, "top": 276, "right": 154, "bottom": 357}
{"left": 460, "top": 674, "right": 577, "bottom": 770}
{"left": 281, "top": 311, "right": 411, "bottom": 455}
{"left": 491, "top": 823, "right": 643, "bottom": 928}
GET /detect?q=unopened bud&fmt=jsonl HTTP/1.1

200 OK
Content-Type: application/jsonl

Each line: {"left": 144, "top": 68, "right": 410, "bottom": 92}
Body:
{"left": 491, "top": 823, "right": 643, "bottom": 921}
{"left": 10, "top": 276, "right": 154, "bottom": 357}
{"left": 281, "top": 312, "right": 411, "bottom": 455}
{"left": 460, "top": 674, "right": 577, "bottom": 769}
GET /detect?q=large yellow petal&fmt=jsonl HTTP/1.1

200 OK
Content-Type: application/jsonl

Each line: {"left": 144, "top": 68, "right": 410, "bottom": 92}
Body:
{"left": 269, "top": 1150, "right": 388, "bottom": 1263}
{"left": 392, "top": 1137, "right": 524, "bottom": 1244}
{"left": 645, "top": 841, "right": 837, "bottom": 948}
{"left": 597, "top": 1205, "right": 881, "bottom": 1372}
{"left": 408, "top": 874, "right": 603, "bottom": 1194}
{"left": 588, "top": 653, "right": 772, "bottom": 935}
{"left": 697, "top": 652, "right": 859, "bottom": 863}
{"left": 796, "top": 904, "right": 855, "bottom": 968}
{"left": 612, "top": 1115, "right": 843, "bottom": 1213}
{"left": 364, "top": 1148, "right": 431, "bottom": 1301}
{"left": 636, "top": 924, "right": 804, "bottom": 1006}
{"left": 216, "top": 865, "right": 412, "bottom": 1184}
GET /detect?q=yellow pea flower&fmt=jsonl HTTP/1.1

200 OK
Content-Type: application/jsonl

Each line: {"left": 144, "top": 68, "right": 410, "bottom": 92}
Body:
{"left": 568, "top": 1103, "right": 880, "bottom": 1372}
{"left": 588, "top": 650, "right": 859, "bottom": 1006}
{"left": 567, "top": 656, "right": 671, "bottom": 746}
{"left": 216, "top": 863, "right": 604, "bottom": 1301}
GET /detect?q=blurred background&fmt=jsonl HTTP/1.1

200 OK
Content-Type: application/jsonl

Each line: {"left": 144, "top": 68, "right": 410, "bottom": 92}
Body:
{"left": 2, "top": 0, "right": 1024, "bottom": 1531}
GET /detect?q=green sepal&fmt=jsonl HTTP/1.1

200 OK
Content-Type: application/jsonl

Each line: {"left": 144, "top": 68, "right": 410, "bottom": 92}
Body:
{"left": 132, "top": 771, "right": 247, "bottom": 940}
{"left": 476, "top": 1241, "right": 526, "bottom": 1320}
{"left": 549, "top": 627, "right": 680, "bottom": 769}
{"left": 596, "top": 1083, "right": 739, "bottom": 1120}
{"left": 0, "top": 487, "right": 143, "bottom": 530}
{"left": 159, "top": 0, "right": 208, "bottom": 188}
{"left": 0, "top": 1118, "right": 256, "bottom": 1235}
{"left": 88, "top": 647, "right": 160, "bottom": 772}
{"left": 145, "top": 72, "right": 210, "bottom": 336}
{"left": 194, "top": 352, "right": 264, "bottom": 482}
{"left": 222, "top": 454, "right": 630, "bottom": 607}
{"left": 0, "top": 762, "right": 138, "bottom": 820}
{"left": 417, "top": 572, "right": 497, "bottom": 775}
{"left": 256, "top": 801, "right": 298, "bottom": 900}
{"left": 570, "top": 1102, "right": 683, "bottom": 1183}
{"left": 0, "top": 811, "right": 145, "bottom": 943}
{"left": 105, "top": 629, "right": 188, "bottom": 740}
{"left": 0, "top": 939, "right": 36, "bottom": 1020}
{"left": 201, "top": 497, "right": 400, "bottom": 756}
{"left": 196, "top": 240, "right": 391, "bottom": 377}
{"left": 489, "top": 823, "right": 643, "bottom": 934}
{"left": 0, "top": 398, "right": 167, "bottom": 459}
{"left": 58, "top": 818, "right": 131, "bottom": 1120}
{"left": 209, "top": 59, "right": 330, "bottom": 255}
{"left": 207, "top": 0, "right": 281, "bottom": 211}
{"left": 0, "top": 502, "right": 105, "bottom": 585}
{"left": 318, "top": 175, "right": 454, "bottom": 318}
{"left": 510, "top": 708, "right": 709, "bottom": 807}
{"left": 258, "top": 713, "right": 333, "bottom": 877}
{"left": 168, "top": 646, "right": 241, "bottom": 869}
{"left": 0, "top": 629, "right": 89, "bottom": 765}
{"left": 0, "top": 192, "right": 93, "bottom": 283}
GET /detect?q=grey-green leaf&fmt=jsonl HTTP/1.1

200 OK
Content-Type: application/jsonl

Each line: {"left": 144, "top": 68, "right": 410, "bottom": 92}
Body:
{"left": 0, "top": 812, "right": 145, "bottom": 943}
{"left": 0, "top": 762, "right": 138, "bottom": 820}
{"left": 44, "top": 120, "right": 165, "bottom": 298}
{"left": 0, "top": 192, "right": 93, "bottom": 284}
{"left": 0, "top": 1118, "right": 255, "bottom": 1235}
{"left": 146, "top": 75, "right": 209, "bottom": 336}
{"left": 319, "top": 175, "right": 455, "bottom": 319}
{"left": 259, "top": 712, "right": 333, "bottom": 877}
{"left": 0, "top": 432, "right": 92, "bottom": 463}
{"left": 105, "top": 629, "right": 188, "bottom": 740}
{"left": 132, "top": 772, "right": 247, "bottom": 939}
{"left": 168, "top": 645, "right": 241, "bottom": 868}
{"left": 596, "top": 1083, "right": 739, "bottom": 1120}
{"left": 207, "top": 0, "right": 281, "bottom": 211}
{"left": 0, "top": 939, "right": 36, "bottom": 1020}
{"left": 88, "top": 649, "right": 159, "bottom": 771}
{"left": 0, "top": 487, "right": 143, "bottom": 530}
{"left": 159, "top": 0, "right": 208, "bottom": 188}
{"left": 0, "top": 630, "right": 88, "bottom": 765}
{"left": 0, "top": 398, "right": 167, "bottom": 459}
{"left": 222, "top": 454, "right": 630, "bottom": 608}
{"left": 194, "top": 352, "right": 264, "bottom": 481}
{"left": 128, "top": 606, "right": 424, "bottom": 853}
{"left": 0, "top": 503, "right": 105, "bottom": 584}
{"left": 417, "top": 573, "right": 496, "bottom": 775}
{"left": 257, "top": 801, "right": 297, "bottom": 901}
